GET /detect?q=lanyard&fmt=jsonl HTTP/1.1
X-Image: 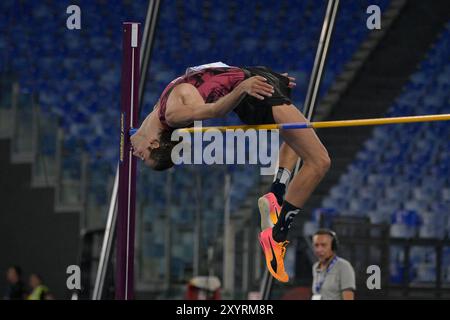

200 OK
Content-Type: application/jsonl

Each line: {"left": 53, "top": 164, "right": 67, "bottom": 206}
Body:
{"left": 315, "top": 256, "right": 338, "bottom": 294}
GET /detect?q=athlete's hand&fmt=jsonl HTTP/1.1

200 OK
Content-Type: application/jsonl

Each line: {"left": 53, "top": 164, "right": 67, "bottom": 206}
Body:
{"left": 239, "top": 76, "right": 274, "bottom": 100}
{"left": 281, "top": 73, "right": 296, "bottom": 88}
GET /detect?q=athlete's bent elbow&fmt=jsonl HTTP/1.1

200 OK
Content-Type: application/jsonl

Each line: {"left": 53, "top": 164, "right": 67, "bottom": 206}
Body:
{"left": 211, "top": 104, "right": 227, "bottom": 118}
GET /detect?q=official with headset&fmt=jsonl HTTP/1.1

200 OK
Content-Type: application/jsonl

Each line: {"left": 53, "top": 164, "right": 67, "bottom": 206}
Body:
{"left": 311, "top": 229, "right": 356, "bottom": 300}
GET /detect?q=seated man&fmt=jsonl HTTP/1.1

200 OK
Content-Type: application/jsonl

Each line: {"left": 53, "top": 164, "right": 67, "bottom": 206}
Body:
{"left": 131, "top": 62, "right": 331, "bottom": 282}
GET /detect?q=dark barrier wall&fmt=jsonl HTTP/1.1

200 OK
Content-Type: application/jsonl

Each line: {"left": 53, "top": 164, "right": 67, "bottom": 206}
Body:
{"left": 0, "top": 140, "right": 79, "bottom": 300}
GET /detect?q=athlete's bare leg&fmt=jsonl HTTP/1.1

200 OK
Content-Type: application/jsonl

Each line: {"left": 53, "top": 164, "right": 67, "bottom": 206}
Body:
{"left": 272, "top": 104, "right": 331, "bottom": 208}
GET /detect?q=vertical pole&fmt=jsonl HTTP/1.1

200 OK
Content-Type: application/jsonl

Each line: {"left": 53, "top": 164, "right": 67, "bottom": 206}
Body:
{"left": 138, "top": 0, "right": 161, "bottom": 115}
{"left": 92, "top": 167, "right": 119, "bottom": 300}
{"left": 193, "top": 170, "right": 203, "bottom": 277}
{"left": 242, "top": 225, "right": 249, "bottom": 296}
{"left": 303, "top": 0, "right": 340, "bottom": 119}
{"left": 164, "top": 170, "right": 173, "bottom": 291}
{"left": 10, "top": 82, "right": 19, "bottom": 154}
{"left": 293, "top": 0, "right": 339, "bottom": 173}
{"left": 223, "top": 172, "right": 234, "bottom": 297}
{"left": 93, "top": 0, "right": 160, "bottom": 299}
{"left": 259, "top": 0, "right": 340, "bottom": 299}
{"left": 116, "top": 22, "right": 141, "bottom": 300}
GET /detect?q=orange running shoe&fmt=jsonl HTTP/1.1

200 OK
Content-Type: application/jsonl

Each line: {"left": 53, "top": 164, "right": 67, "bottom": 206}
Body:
{"left": 258, "top": 227, "right": 289, "bottom": 283}
{"left": 257, "top": 192, "right": 281, "bottom": 231}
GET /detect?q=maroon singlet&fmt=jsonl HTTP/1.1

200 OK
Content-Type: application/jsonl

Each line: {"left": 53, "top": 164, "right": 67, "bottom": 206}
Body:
{"left": 157, "top": 67, "right": 246, "bottom": 130}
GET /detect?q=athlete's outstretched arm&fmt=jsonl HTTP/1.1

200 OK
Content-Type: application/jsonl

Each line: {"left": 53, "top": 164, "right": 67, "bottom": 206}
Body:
{"left": 165, "top": 76, "right": 274, "bottom": 127}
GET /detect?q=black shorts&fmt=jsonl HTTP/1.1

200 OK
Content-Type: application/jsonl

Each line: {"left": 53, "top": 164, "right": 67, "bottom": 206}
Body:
{"left": 233, "top": 66, "right": 292, "bottom": 125}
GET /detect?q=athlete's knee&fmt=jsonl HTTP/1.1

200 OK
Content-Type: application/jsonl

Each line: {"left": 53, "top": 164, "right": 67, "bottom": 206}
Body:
{"left": 319, "top": 152, "right": 331, "bottom": 173}
{"left": 304, "top": 151, "right": 331, "bottom": 177}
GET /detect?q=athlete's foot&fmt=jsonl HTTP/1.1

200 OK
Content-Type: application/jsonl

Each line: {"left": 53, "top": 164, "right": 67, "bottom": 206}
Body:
{"left": 257, "top": 192, "right": 281, "bottom": 231}
{"left": 258, "top": 227, "right": 289, "bottom": 283}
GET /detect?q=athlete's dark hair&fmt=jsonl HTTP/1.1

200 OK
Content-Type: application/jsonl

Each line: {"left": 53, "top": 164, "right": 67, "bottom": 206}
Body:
{"left": 150, "top": 130, "right": 179, "bottom": 171}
